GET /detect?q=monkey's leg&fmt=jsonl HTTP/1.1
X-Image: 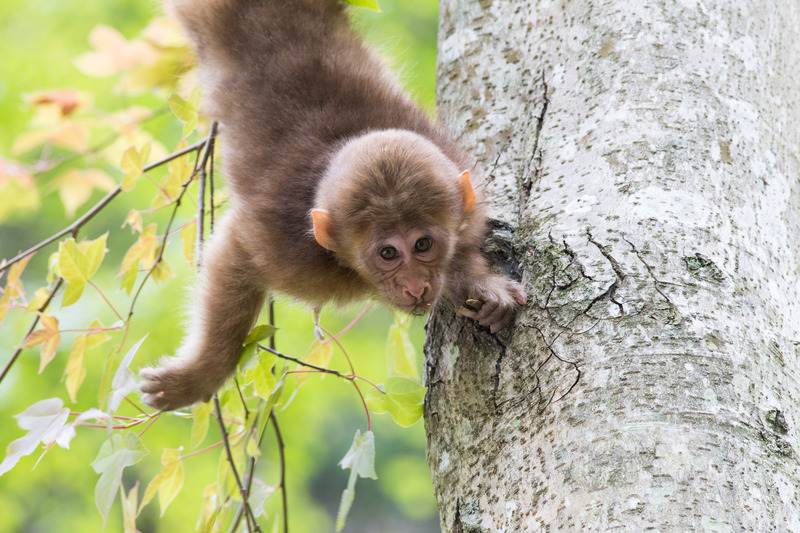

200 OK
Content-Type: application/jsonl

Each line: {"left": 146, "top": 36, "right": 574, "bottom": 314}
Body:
{"left": 140, "top": 217, "right": 267, "bottom": 410}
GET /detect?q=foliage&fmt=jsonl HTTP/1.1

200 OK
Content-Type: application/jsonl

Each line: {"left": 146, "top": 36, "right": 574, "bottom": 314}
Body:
{"left": 0, "top": 1, "right": 440, "bottom": 532}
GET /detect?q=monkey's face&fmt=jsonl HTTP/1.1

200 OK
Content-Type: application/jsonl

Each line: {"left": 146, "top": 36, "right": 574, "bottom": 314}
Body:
{"left": 359, "top": 226, "right": 452, "bottom": 314}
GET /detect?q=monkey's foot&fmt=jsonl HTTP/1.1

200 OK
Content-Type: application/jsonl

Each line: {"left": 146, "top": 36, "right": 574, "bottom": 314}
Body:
{"left": 139, "top": 366, "right": 216, "bottom": 411}
{"left": 457, "top": 278, "right": 527, "bottom": 333}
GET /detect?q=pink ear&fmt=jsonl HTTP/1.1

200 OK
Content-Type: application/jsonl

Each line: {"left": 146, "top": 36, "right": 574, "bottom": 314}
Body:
{"left": 458, "top": 170, "right": 475, "bottom": 214}
{"left": 311, "top": 209, "right": 336, "bottom": 250}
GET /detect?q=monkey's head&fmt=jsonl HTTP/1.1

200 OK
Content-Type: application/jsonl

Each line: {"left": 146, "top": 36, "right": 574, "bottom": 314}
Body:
{"left": 311, "top": 129, "right": 477, "bottom": 314}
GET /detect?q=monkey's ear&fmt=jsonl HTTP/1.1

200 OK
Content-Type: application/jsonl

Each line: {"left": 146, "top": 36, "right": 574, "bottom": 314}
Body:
{"left": 311, "top": 209, "right": 336, "bottom": 251}
{"left": 458, "top": 170, "right": 475, "bottom": 214}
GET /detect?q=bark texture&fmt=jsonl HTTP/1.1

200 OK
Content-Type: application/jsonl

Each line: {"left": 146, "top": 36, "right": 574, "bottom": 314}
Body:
{"left": 425, "top": 1, "right": 800, "bottom": 530}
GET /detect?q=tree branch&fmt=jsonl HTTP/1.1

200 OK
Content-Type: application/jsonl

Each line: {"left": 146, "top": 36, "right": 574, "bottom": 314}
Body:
{"left": 0, "top": 138, "right": 210, "bottom": 276}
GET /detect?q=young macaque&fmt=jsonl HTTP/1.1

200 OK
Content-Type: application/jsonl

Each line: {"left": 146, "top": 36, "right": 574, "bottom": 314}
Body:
{"left": 139, "top": 0, "right": 526, "bottom": 410}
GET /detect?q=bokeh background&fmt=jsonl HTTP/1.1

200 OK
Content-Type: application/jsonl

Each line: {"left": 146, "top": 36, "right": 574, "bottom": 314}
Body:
{"left": 0, "top": 0, "right": 442, "bottom": 531}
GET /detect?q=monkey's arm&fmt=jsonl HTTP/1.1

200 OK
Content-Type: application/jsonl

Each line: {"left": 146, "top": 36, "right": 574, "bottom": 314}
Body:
{"left": 447, "top": 247, "right": 527, "bottom": 333}
{"left": 140, "top": 216, "right": 267, "bottom": 410}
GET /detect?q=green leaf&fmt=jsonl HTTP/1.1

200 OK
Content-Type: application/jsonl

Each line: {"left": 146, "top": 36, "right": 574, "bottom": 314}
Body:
{"left": 243, "top": 324, "right": 277, "bottom": 346}
{"left": 216, "top": 444, "right": 246, "bottom": 502}
{"left": 91, "top": 432, "right": 148, "bottom": 526}
{"left": 168, "top": 88, "right": 200, "bottom": 137}
{"left": 343, "top": 0, "right": 381, "bottom": 11}
{"left": 365, "top": 377, "right": 425, "bottom": 427}
{"left": 190, "top": 402, "right": 211, "bottom": 449}
{"left": 242, "top": 350, "right": 278, "bottom": 400}
{"left": 335, "top": 430, "right": 376, "bottom": 531}
{"left": 386, "top": 320, "right": 419, "bottom": 379}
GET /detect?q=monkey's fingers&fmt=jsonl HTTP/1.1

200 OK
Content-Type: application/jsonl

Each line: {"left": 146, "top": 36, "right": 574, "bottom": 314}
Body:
{"left": 457, "top": 298, "right": 482, "bottom": 319}
{"left": 510, "top": 281, "right": 528, "bottom": 306}
{"left": 457, "top": 305, "right": 478, "bottom": 319}
{"left": 476, "top": 293, "right": 515, "bottom": 333}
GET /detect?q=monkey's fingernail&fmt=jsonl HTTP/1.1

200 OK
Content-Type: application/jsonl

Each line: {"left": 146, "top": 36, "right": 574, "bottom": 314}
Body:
{"left": 458, "top": 306, "right": 478, "bottom": 319}
{"left": 314, "top": 325, "right": 325, "bottom": 340}
{"left": 464, "top": 299, "right": 482, "bottom": 312}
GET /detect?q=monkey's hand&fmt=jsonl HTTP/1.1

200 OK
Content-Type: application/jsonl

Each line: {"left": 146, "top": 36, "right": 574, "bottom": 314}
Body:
{"left": 454, "top": 275, "right": 527, "bottom": 333}
{"left": 139, "top": 364, "right": 217, "bottom": 411}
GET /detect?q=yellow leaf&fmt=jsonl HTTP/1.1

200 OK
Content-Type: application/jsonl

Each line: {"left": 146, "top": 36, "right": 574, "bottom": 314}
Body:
{"left": 0, "top": 157, "right": 40, "bottom": 223}
{"left": 86, "top": 319, "right": 112, "bottom": 349}
{"left": 50, "top": 122, "right": 91, "bottom": 153}
{"left": 57, "top": 239, "right": 87, "bottom": 306}
{"left": 122, "top": 209, "right": 143, "bottom": 233}
{"left": 65, "top": 335, "right": 88, "bottom": 402}
{"left": 6, "top": 253, "right": 33, "bottom": 293}
{"left": 120, "top": 265, "right": 138, "bottom": 295}
{"left": 109, "top": 106, "right": 151, "bottom": 136}
{"left": 121, "top": 482, "right": 140, "bottom": 533}
{"left": 140, "top": 448, "right": 185, "bottom": 516}
{"left": 190, "top": 402, "right": 211, "bottom": 449}
{"left": 0, "top": 290, "right": 10, "bottom": 324}
{"left": 180, "top": 221, "right": 196, "bottom": 267}
{"left": 119, "top": 224, "right": 158, "bottom": 274}
{"left": 22, "top": 314, "right": 60, "bottom": 373}
{"left": 296, "top": 339, "right": 334, "bottom": 387}
{"left": 152, "top": 259, "right": 174, "bottom": 282}
{"left": 53, "top": 169, "right": 115, "bottom": 218}
{"left": 11, "top": 130, "right": 52, "bottom": 155}
{"left": 58, "top": 234, "right": 107, "bottom": 307}
{"left": 197, "top": 483, "right": 219, "bottom": 533}
{"left": 151, "top": 146, "right": 189, "bottom": 208}
{"left": 62, "top": 283, "right": 85, "bottom": 308}
{"left": 83, "top": 232, "right": 109, "bottom": 279}
{"left": 26, "top": 287, "right": 50, "bottom": 312}
{"left": 120, "top": 142, "right": 151, "bottom": 192}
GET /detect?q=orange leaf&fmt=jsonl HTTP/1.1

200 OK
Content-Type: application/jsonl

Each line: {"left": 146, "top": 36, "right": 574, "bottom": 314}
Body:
{"left": 22, "top": 314, "right": 61, "bottom": 373}
{"left": 24, "top": 89, "right": 91, "bottom": 117}
{"left": 53, "top": 169, "right": 115, "bottom": 217}
{"left": 74, "top": 25, "right": 159, "bottom": 78}
{"left": 118, "top": 224, "right": 158, "bottom": 274}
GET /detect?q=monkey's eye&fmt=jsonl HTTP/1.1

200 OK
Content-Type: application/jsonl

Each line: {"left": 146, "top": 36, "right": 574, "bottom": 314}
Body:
{"left": 379, "top": 246, "right": 398, "bottom": 260}
{"left": 414, "top": 238, "right": 432, "bottom": 253}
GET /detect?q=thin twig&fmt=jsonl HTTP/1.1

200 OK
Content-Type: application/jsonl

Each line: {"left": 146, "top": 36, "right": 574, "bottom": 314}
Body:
{"left": 259, "top": 344, "right": 347, "bottom": 378}
{"left": 0, "top": 278, "right": 63, "bottom": 385}
{"left": 271, "top": 411, "right": 288, "bottom": 533}
{"left": 214, "top": 394, "right": 260, "bottom": 532}
{"left": 0, "top": 138, "right": 210, "bottom": 275}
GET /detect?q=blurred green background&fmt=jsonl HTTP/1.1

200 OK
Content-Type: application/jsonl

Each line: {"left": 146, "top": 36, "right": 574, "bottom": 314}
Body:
{"left": 0, "top": 0, "right": 442, "bottom": 531}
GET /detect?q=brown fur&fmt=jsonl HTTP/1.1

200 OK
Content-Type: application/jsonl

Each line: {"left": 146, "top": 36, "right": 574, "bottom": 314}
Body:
{"left": 140, "top": 0, "right": 526, "bottom": 410}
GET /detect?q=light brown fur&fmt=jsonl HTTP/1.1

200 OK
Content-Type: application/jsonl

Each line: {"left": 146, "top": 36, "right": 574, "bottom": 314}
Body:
{"left": 140, "top": 0, "right": 526, "bottom": 410}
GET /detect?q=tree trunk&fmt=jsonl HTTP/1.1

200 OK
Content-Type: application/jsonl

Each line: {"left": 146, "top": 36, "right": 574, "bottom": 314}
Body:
{"left": 425, "top": 0, "right": 800, "bottom": 530}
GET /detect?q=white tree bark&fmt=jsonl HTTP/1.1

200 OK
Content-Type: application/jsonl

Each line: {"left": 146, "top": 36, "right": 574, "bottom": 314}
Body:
{"left": 425, "top": 0, "right": 800, "bottom": 531}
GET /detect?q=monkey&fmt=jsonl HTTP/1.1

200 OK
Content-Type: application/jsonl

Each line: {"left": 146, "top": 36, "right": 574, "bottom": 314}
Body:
{"left": 139, "top": 0, "right": 527, "bottom": 411}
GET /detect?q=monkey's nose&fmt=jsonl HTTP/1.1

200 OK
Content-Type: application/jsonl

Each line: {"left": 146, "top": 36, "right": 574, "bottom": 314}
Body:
{"left": 404, "top": 280, "right": 430, "bottom": 301}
